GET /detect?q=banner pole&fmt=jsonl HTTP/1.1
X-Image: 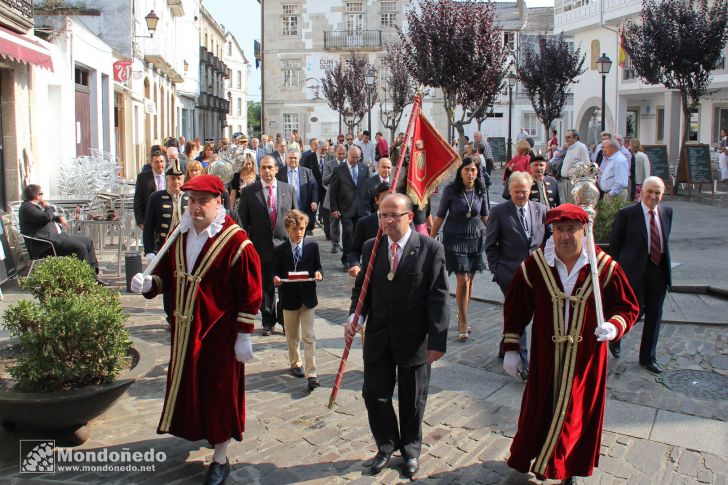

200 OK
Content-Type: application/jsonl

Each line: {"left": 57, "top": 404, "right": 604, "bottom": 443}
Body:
{"left": 327, "top": 86, "right": 424, "bottom": 409}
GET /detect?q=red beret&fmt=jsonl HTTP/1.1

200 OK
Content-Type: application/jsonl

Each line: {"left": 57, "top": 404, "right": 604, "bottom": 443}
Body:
{"left": 546, "top": 203, "right": 589, "bottom": 225}
{"left": 181, "top": 174, "right": 225, "bottom": 195}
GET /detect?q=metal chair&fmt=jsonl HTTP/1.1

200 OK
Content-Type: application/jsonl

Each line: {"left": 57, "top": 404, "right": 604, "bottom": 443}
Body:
{"left": 20, "top": 233, "right": 57, "bottom": 278}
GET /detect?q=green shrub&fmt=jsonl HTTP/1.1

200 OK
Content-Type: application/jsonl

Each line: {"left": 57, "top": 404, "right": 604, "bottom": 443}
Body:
{"left": 593, "top": 197, "right": 633, "bottom": 243}
{"left": 3, "top": 257, "right": 130, "bottom": 391}
{"left": 19, "top": 255, "right": 97, "bottom": 302}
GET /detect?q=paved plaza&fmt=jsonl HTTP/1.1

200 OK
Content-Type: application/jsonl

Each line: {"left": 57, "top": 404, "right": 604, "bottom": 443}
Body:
{"left": 0, "top": 180, "right": 727, "bottom": 484}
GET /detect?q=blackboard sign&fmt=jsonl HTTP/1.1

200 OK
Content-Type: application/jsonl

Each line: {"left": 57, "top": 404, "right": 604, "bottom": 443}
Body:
{"left": 642, "top": 145, "right": 671, "bottom": 188}
{"left": 685, "top": 144, "right": 713, "bottom": 184}
{"left": 489, "top": 137, "right": 506, "bottom": 163}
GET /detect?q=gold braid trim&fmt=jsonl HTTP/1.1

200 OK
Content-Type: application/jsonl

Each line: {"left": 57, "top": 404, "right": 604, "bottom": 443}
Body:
{"left": 158, "top": 225, "right": 241, "bottom": 432}
{"left": 533, "top": 250, "right": 611, "bottom": 476}
{"left": 611, "top": 315, "right": 627, "bottom": 334}
{"left": 230, "top": 239, "right": 253, "bottom": 267}
{"left": 520, "top": 261, "right": 533, "bottom": 288}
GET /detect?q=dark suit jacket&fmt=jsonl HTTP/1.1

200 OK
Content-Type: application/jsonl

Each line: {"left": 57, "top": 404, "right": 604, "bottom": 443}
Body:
{"left": 528, "top": 176, "right": 561, "bottom": 208}
{"left": 329, "top": 162, "right": 369, "bottom": 218}
{"left": 237, "top": 180, "right": 297, "bottom": 264}
{"left": 360, "top": 174, "right": 391, "bottom": 216}
{"left": 276, "top": 165, "right": 318, "bottom": 213}
{"left": 133, "top": 170, "right": 162, "bottom": 225}
{"left": 274, "top": 239, "right": 322, "bottom": 310}
{"left": 142, "top": 190, "right": 188, "bottom": 254}
{"left": 610, "top": 202, "right": 672, "bottom": 288}
{"left": 347, "top": 212, "right": 380, "bottom": 267}
{"left": 484, "top": 200, "right": 548, "bottom": 290}
{"left": 351, "top": 232, "right": 449, "bottom": 367}
{"left": 272, "top": 151, "right": 286, "bottom": 170}
{"left": 19, "top": 201, "right": 62, "bottom": 241}
{"left": 300, "top": 151, "right": 325, "bottom": 193}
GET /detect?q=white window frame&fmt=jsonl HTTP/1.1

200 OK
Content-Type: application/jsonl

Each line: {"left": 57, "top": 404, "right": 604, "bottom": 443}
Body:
{"left": 282, "top": 59, "right": 301, "bottom": 88}
{"left": 381, "top": 1, "right": 397, "bottom": 12}
{"left": 237, "top": 98, "right": 242, "bottom": 116}
{"left": 282, "top": 15, "right": 298, "bottom": 36}
{"left": 282, "top": 3, "right": 298, "bottom": 14}
{"left": 380, "top": 13, "right": 397, "bottom": 28}
{"left": 346, "top": 13, "right": 363, "bottom": 33}
{"left": 346, "top": 2, "right": 363, "bottom": 12}
{"left": 524, "top": 113, "right": 542, "bottom": 142}
{"left": 284, "top": 113, "right": 299, "bottom": 139}
{"left": 237, "top": 71, "right": 242, "bottom": 89}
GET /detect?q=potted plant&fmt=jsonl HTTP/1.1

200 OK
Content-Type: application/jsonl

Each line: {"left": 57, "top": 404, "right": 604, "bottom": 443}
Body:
{"left": 0, "top": 256, "right": 155, "bottom": 445}
{"left": 593, "top": 196, "right": 633, "bottom": 252}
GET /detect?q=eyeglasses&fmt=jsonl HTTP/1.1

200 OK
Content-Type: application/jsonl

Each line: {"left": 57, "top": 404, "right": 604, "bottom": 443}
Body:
{"left": 379, "top": 212, "right": 409, "bottom": 221}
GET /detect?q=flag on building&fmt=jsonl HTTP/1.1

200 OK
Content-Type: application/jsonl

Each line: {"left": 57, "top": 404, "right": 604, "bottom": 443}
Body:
{"left": 618, "top": 23, "right": 627, "bottom": 68}
{"left": 407, "top": 111, "right": 460, "bottom": 207}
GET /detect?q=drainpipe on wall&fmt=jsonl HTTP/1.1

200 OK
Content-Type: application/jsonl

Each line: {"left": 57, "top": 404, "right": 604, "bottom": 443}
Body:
{"left": 600, "top": 0, "right": 620, "bottom": 133}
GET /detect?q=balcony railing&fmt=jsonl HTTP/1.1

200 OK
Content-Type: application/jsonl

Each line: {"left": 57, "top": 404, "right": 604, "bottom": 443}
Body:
{"left": 324, "top": 30, "right": 382, "bottom": 50}
{"left": 1, "top": 0, "right": 33, "bottom": 33}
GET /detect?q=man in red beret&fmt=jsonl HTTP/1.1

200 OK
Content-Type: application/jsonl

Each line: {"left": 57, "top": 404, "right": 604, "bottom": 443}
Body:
{"left": 131, "top": 174, "right": 263, "bottom": 485}
{"left": 502, "top": 203, "right": 640, "bottom": 484}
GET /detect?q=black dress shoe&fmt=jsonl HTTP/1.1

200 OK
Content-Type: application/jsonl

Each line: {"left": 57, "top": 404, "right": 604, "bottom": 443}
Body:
{"left": 402, "top": 456, "right": 419, "bottom": 477}
{"left": 307, "top": 377, "right": 320, "bottom": 391}
{"left": 609, "top": 342, "right": 621, "bottom": 358}
{"left": 95, "top": 276, "right": 111, "bottom": 286}
{"left": 290, "top": 366, "right": 305, "bottom": 378}
{"left": 641, "top": 362, "right": 663, "bottom": 374}
{"left": 561, "top": 478, "right": 575, "bottom": 485}
{"left": 369, "top": 452, "right": 391, "bottom": 475}
{"left": 331, "top": 244, "right": 338, "bottom": 254}
{"left": 261, "top": 328, "right": 271, "bottom": 336}
{"left": 204, "top": 459, "right": 230, "bottom": 485}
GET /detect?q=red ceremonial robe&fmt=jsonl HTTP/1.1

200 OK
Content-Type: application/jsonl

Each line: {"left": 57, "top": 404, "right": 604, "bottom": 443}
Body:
{"left": 503, "top": 247, "right": 639, "bottom": 480}
{"left": 144, "top": 216, "right": 262, "bottom": 445}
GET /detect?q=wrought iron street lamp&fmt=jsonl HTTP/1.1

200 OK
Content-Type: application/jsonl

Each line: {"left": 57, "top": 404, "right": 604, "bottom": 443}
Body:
{"left": 597, "top": 53, "right": 612, "bottom": 132}
{"left": 365, "top": 67, "right": 375, "bottom": 133}
{"left": 135, "top": 10, "right": 160, "bottom": 38}
{"left": 506, "top": 72, "right": 517, "bottom": 162}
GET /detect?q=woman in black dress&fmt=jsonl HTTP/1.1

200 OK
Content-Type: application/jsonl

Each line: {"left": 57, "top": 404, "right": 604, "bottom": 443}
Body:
{"left": 430, "top": 158, "right": 488, "bottom": 341}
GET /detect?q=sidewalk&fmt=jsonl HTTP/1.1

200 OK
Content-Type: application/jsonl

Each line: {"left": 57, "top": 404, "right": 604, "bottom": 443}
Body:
{"left": 0, "top": 186, "right": 726, "bottom": 483}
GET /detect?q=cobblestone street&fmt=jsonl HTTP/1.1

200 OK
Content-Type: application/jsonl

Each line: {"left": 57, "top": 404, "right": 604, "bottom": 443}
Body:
{"left": 1, "top": 212, "right": 727, "bottom": 484}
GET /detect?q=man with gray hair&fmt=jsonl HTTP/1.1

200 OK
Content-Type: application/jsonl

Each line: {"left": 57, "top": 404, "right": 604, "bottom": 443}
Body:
{"left": 560, "top": 129, "right": 591, "bottom": 203}
{"left": 485, "top": 171, "right": 548, "bottom": 372}
{"left": 166, "top": 146, "right": 188, "bottom": 176}
{"left": 599, "top": 139, "right": 630, "bottom": 201}
{"left": 614, "top": 133, "right": 635, "bottom": 198}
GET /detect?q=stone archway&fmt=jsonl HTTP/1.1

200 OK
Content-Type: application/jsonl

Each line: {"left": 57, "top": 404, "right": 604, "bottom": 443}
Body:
{"left": 575, "top": 96, "right": 614, "bottom": 148}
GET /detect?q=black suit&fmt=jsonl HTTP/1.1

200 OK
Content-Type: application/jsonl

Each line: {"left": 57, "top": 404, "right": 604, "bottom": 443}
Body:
{"left": 351, "top": 231, "right": 449, "bottom": 460}
{"left": 360, "top": 174, "right": 391, "bottom": 216}
{"left": 276, "top": 165, "right": 318, "bottom": 232}
{"left": 609, "top": 202, "right": 672, "bottom": 364}
{"left": 274, "top": 239, "right": 322, "bottom": 310}
{"left": 329, "top": 162, "right": 369, "bottom": 266}
{"left": 133, "top": 170, "right": 164, "bottom": 226}
{"left": 528, "top": 176, "right": 561, "bottom": 209}
{"left": 484, "top": 200, "right": 547, "bottom": 365}
{"left": 272, "top": 151, "right": 286, "bottom": 171}
{"left": 301, "top": 151, "right": 329, "bottom": 232}
{"left": 18, "top": 201, "right": 98, "bottom": 271}
{"left": 347, "top": 212, "right": 380, "bottom": 268}
{"left": 238, "top": 180, "right": 297, "bottom": 328}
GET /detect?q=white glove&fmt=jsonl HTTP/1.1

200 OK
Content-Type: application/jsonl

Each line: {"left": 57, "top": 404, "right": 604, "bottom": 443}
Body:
{"left": 234, "top": 333, "right": 254, "bottom": 363}
{"left": 503, "top": 351, "right": 524, "bottom": 379}
{"left": 595, "top": 322, "right": 618, "bottom": 342}
{"left": 145, "top": 253, "right": 156, "bottom": 263}
{"left": 131, "top": 273, "right": 152, "bottom": 293}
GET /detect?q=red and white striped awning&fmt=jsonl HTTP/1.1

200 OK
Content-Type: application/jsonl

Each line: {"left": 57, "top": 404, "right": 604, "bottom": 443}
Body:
{"left": 0, "top": 26, "right": 53, "bottom": 72}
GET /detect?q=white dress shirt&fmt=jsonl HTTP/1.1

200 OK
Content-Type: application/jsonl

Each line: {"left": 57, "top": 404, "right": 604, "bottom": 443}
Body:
{"left": 387, "top": 227, "right": 413, "bottom": 270}
{"left": 641, "top": 202, "right": 663, "bottom": 253}
{"left": 514, "top": 201, "right": 530, "bottom": 237}
{"left": 154, "top": 172, "right": 166, "bottom": 191}
{"left": 544, "top": 237, "right": 589, "bottom": 332}
{"left": 182, "top": 205, "right": 226, "bottom": 270}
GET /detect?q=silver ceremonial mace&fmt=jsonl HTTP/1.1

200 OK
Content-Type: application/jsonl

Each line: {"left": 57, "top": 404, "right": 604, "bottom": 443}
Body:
{"left": 570, "top": 161, "right": 608, "bottom": 331}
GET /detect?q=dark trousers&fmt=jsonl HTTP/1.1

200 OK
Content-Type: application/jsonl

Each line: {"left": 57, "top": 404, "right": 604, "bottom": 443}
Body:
{"left": 261, "top": 258, "right": 278, "bottom": 328}
{"left": 320, "top": 207, "right": 331, "bottom": 238}
{"left": 55, "top": 233, "right": 99, "bottom": 271}
{"left": 362, "top": 349, "right": 431, "bottom": 459}
{"left": 614, "top": 260, "right": 667, "bottom": 363}
{"left": 498, "top": 279, "right": 529, "bottom": 368}
{"left": 340, "top": 215, "right": 359, "bottom": 266}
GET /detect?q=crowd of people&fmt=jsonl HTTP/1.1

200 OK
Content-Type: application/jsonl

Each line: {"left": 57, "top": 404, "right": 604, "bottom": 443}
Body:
{"left": 120, "top": 124, "right": 677, "bottom": 485}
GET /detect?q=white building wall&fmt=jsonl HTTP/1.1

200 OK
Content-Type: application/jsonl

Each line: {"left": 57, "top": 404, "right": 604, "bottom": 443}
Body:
{"left": 224, "top": 33, "right": 249, "bottom": 138}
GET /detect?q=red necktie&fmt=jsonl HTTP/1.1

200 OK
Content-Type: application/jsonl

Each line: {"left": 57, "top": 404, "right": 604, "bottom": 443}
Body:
{"left": 390, "top": 242, "right": 399, "bottom": 273}
{"left": 267, "top": 185, "right": 276, "bottom": 229}
{"left": 649, "top": 209, "right": 661, "bottom": 265}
